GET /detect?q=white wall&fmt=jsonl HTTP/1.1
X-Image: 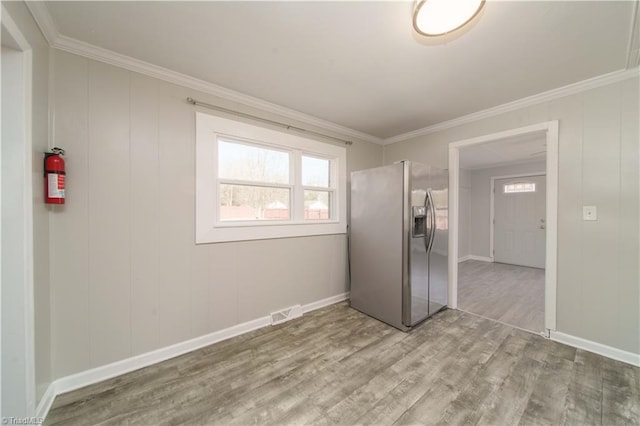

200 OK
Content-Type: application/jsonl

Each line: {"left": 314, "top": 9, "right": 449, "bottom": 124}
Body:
{"left": 468, "top": 161, "right": 545, "bottom": 258}
{"left": 458, "top": 168, "right": 471, "bottom": 260}
{"left": 1, "top": 0, "right": 51, "bottom": 411}
{"left": 49, "top": 49, "right": 383, "bottom": 378}
{"left": 384, "top": 76, "right": 639, "bottom": 355}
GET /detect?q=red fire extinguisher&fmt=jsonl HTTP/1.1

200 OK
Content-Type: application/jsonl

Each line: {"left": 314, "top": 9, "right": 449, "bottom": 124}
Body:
{"left": 44, "top": 147, "right": 66, "bottom": 204}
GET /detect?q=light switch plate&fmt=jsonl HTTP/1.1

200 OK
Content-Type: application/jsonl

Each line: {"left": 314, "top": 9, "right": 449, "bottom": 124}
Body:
{"left": 583, "top": 205, "right": 597, "bottom": 221}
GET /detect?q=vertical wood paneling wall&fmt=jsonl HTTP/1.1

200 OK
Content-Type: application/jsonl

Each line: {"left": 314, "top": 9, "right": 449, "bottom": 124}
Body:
{"left": 384, "top": 76, "right": 640, "bottom": 355}
{"left": 50, "top": 50, "right": 383, "bottom": 378}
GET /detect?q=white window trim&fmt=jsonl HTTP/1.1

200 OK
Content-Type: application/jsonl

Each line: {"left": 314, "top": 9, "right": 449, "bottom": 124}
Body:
{"left": 196, "top": 112, "right": 347, "bottom": 243}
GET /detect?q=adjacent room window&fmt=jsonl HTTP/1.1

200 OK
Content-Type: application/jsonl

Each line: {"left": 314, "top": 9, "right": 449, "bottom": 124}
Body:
{"left": 504, "top": 182, "right": 536, "bottom": 194}
{"left": 196, "top": 112, "right": 347, "bottom": 243}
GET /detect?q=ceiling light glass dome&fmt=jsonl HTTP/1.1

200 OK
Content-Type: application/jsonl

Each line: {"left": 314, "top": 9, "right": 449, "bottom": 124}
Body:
{"left": 413, "top": 0, "right": 485, "bottom": 36}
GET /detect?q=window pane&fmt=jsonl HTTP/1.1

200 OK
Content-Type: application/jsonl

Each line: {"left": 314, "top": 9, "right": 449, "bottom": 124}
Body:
{"left": 218, "top": 140, "right": 289, "bottom": 184}
{"left": 219, "top": 184, "right": 290, "bottom": 221}
{"left": 304, "top": 190, "right": 331, "bottom": 220}
{"left": 302, "top": 156, "right": 330, "bottom": 188}
{"left": 504, "top": 182, "right": 536, "bottom": 193}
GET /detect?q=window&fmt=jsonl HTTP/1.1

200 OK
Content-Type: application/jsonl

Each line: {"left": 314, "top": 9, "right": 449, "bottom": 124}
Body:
{"left": 196, "top": 112, "right": 347, "bottom": 243}
{"left": 302, "top": 155, "right": 333, "bottom": 220}
{"left": 504, "top": 182, "right": 536, "bottom": 194}
{"left": 218, "top": 140, "right": 291, "bottom": 221}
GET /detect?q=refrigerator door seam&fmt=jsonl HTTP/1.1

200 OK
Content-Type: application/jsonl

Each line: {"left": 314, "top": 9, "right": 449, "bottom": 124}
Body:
{"left": 402, "top": 161, "right": 412, "bottom": 327}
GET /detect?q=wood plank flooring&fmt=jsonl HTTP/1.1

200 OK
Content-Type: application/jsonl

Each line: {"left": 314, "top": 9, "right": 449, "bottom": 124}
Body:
{"left": 458, "top": 260, "right": 544, "bottom": 332}
{"left": 45, "top": 302, "right": 639, "bottom": 425}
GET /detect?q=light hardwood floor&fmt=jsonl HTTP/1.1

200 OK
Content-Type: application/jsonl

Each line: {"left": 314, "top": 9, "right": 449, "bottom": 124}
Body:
{"left": 45, "top": 302, "right": 639, "bottom": 425}
{"left": 458, "top": 259, "right": 544, "bottom": 332}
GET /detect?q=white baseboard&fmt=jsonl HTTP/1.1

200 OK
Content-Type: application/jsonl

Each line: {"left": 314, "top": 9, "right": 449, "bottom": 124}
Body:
{"left": 35, "top": 381, "right": 56, "bottom": 419}
{"left": 55, "top": 315, "right": 273, "bottom": 395}
{"left": 39, "top": 291, "right": 350, "bottom": 420}
{"left": 301, "top": 292, "right": 350, "bottom": 313}
{"left": 549, "top": 331, "right": 640, "bottom": 367}
{"left": 462, "top": 255, "right": 493, "bottom": 262}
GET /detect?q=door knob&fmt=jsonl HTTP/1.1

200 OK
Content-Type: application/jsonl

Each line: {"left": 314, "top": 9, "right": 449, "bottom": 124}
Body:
{"left": 540, "top": 225, "right": 545, "bottom": 229}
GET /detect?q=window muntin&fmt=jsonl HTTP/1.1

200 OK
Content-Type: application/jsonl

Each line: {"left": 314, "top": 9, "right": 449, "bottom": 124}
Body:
{"left": 504, "top": 182, "right": 536, "bottom": 193}
{"left": 196, "top": 112, "right": 347, "bottom": 243}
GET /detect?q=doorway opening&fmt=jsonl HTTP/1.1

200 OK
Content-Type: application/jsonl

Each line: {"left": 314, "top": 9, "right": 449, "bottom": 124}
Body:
{"left": 460, "top": 167, "right": 546, "bottom": 333}
{"left": 448, "top": 122, "right": 558, "bottom": 336}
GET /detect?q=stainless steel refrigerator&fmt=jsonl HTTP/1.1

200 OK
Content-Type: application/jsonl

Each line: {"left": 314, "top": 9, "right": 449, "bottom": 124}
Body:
{"left": 350, "top": 161, "right": 448, "bottom": 331}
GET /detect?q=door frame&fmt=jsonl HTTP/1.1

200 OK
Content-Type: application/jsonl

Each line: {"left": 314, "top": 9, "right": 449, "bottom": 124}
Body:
{"left": 448, "top": 121, "right": 559, "bottom": 333}
{"left": 1, "top": 5, "right": 36, "bottom": 415}
{"left": 490, "top": 172, "right": 546, "bottom": 264}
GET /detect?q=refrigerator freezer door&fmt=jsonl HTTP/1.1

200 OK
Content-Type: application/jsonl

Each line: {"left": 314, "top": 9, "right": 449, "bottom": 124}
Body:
{"left": 350, "top": 163, "right": 406, "bottom": 330}
{"left": 428, "top": 167, "right": 449, "bottom": 314}
{"left": 406, "top": 162, "right": 431, "bottom": 326}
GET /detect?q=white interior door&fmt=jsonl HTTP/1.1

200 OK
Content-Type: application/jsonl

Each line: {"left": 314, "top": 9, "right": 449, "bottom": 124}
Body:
{"left": 493, "top": 175, "right": 546, "bottom": 269}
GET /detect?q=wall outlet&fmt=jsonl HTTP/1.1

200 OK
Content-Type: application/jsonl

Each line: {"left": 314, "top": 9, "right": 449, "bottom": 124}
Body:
{"left": 583, "top": 205, "right": 597, "bottom": 221}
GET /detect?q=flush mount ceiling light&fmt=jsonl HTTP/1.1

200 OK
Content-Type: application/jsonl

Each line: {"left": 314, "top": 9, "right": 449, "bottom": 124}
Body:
{"left": 413, "top": 0, "right": 485, "bottom": 37}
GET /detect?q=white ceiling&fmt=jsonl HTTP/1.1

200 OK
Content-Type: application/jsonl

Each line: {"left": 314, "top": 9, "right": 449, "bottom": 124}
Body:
{"left": 459, "top": 132, "right": 546, "bottom": 170}
{"left": 41, "top": 1, "right": 636, "bottom": 140}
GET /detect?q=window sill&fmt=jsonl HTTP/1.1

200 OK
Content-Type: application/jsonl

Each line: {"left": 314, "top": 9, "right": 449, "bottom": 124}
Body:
{"left": 196, "top": 222, "right": 346, "bottom": 244}
{"left": 214, "top": 219, "right": 341, "bottom": 228}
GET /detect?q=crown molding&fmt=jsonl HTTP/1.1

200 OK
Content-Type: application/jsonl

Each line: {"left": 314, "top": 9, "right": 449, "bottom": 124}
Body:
{"left": 24, "top": 0, "right": 640, "bottom": 147}
{"left": 383, "top": 67, "right": 640, "bottom": 145}
{"left": 52, "top": 35, "right": 383, "bottom": 145}
{"left": 25, "top": 3, "right": 382, "bottom": 146}
{"left": 24, "top": 1, "right": 58, "bottom": 45}
{"left": 53, "top": 36, "right": 384, "bottom": 145}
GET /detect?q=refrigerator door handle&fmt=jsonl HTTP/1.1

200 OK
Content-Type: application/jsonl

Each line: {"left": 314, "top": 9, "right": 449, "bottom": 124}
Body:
{"left": 423, "top": 191, "right": 431, "bottom": 253}
{"left": 425, "top": 189, "right": 436, "bottom": 254}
